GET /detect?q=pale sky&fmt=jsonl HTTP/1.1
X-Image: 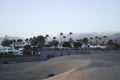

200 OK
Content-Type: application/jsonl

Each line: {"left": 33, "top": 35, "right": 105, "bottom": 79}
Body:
{"left": 0, "top": 0, "right": 120, "bottom": 38}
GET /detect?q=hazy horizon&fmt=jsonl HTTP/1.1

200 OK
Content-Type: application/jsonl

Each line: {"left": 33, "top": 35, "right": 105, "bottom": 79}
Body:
{"left": 0, "top": 0, "right": 120, "bottom": 38}
{"left": 0, "top": 31, "right": 119, "bottom": 39}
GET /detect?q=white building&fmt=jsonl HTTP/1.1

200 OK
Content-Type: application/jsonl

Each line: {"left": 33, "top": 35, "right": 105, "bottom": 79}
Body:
{"left": 0, "top": 46, "right": 23, "bottom": 55}
{"left": 89, "top": 45, "right": 107, "bottom": 49}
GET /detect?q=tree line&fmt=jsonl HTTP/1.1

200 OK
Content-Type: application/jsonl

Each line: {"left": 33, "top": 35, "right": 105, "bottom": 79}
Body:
{"left": 1, "top": 32, "right": 120, "bottom": 55}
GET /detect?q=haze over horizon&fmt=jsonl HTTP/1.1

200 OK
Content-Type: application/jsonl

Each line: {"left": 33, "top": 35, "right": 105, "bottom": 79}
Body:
{"left": 0, "top": 0, "right": 120, "bottom": 38}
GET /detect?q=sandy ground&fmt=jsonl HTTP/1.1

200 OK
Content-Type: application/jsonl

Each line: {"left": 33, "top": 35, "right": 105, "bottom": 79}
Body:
{"left": 0, "top": 50, "right": 120, "bottom": 80}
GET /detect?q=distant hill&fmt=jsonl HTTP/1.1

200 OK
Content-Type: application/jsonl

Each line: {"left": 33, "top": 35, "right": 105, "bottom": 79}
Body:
{"left": 71, "top": 32, "right": 115, "bottom": 39}
{"left": 0, "top": 32, "right": 120, "bottom": 43}
{"left": 108, "top": 33, "right": 120, "bottom": 42}
{"left": 49, "top": 32, "right": 120, "bottom": 42}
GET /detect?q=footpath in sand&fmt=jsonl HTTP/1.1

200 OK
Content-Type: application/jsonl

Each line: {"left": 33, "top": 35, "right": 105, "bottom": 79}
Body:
{"left": 0, "top": 51, "right": 120, "bottom": 80}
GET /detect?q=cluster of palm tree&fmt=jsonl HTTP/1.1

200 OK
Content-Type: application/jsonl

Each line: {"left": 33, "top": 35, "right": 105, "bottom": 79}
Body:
{"left": 43, "top": 32, "right": 89, "bottom": 49}
{"left": 89, "top": 36, "right": 106, "bottom": 46}
{"left": 44, "top": 33, "right": 120, "bottom": 49}
{"left": 1, "top": 33, "right": 120, "bottom": 54}
{"left": 2, "top": 33, "right": 120, "bottom": 49}
{"left": 50, "top": 32, "right": 74, "bottom": 48}
{"left": 1, "top": 39, "right": 24, "bottom": 48}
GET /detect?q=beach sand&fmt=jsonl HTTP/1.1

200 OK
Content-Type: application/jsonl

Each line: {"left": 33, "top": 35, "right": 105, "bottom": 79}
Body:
{"left": 0, "top": 50, "right": 120, "bottom": 80}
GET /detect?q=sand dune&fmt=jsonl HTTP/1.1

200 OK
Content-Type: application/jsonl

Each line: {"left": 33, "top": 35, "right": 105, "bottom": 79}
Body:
{"left": 45, "top": 62, "right": 120, "bottom": 80}
{"left": 0, "top": 51, "right": 120, "bottom": 80}
{"left": 44, "top": 52, "right": 120, "bottom": 80}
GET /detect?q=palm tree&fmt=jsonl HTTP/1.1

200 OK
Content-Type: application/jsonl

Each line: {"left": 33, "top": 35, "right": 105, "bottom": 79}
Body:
{"left": 45, "top": 34, "right": 49, "bottom": 45}
{"left": 17, "top": 39, "right": 23, "bottom": 47}
{"left": 107, "top": 39, "right": 114, "bottom": 47}
{"left": 53, "top": 37, "right": 56, "bottom": 40}
{"left": 89, "top": 37, "right": 93, "bottom": 45}
{"left": 43, "top": 34, "right": 49, "bottom": 59}
{"left": 45, "top": 34, "right": 49, "bottom": 38}
{"left": 1, "top": 39, "right": 11, "bottom": 47}
{"left": 63, "top": 36, "right": 66, "bottom": 53}
{"left": 90, "top": 37, "right": 93, "bottom": 40}
{"left": 30, "top": 35, "right": 45, "bottom": 48}
{"left": 60, "top": 32, "right": 63, "bottom": 36}
{"left": 60, "top": 32, "right": 63, "bottom": 47}
{"left": 17, "top": 39, "right": 23, "bottom": 44}
{"left": 69, "top": 32, "right": 74, "bottom": 54}
{"left": 63, "top": 36, "right": 66, "bottom": 43}
{"left": 25, "top": 38, "right": 29, "bottom": 45}
{"left": 29, "top": 38, "right": 33, "bottom": 45}
{"left": 114, "top": 39, "right": 119, "bottom": 48}
{"left": 69, "top": 32, "right": 73, "bottom": 39}
{"left": 74, "top": 39, "right": 82, "bottom": 49}
{"left": 69, "top": 32, "right": 73, "bottom": 44}
{"left": 12, "top": 39, "right": 16, "bottom": 47}
{"left": 98, "top": 37, "right": 102, "bottom": 45}
{"left": 104, "top": 35, "right": 107, "bottom": 39}
{"left": 82, "top": 37, "right": 89, "bottom": 52}
{"left": 25, "top": 38, "right": 29, "bottom": 43}
{"left": 82, "top": 37, "right": 89, "bottom": 45}
{"left": 52, "top": 37, "right": 59, "bottom": 48}
{"left": 95, "top": 36, "right": 99, "bottom": 45}
{"left": 103, "top": 35, "right": 107, "bottom": 45}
